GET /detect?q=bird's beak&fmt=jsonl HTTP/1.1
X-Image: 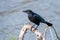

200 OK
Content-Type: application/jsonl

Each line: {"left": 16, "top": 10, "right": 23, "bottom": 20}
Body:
{"left": 23, "top": 11, "right": 27, "bottom": 12}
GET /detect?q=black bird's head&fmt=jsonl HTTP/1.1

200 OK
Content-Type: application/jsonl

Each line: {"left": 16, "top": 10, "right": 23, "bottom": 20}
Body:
{"left": 23, "top": 9, "right": 33, "bottom": 14}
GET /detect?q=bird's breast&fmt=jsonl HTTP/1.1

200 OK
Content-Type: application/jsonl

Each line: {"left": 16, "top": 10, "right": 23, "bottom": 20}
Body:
{"left": 28, "top": 16, "right": 34, "bottom": 21}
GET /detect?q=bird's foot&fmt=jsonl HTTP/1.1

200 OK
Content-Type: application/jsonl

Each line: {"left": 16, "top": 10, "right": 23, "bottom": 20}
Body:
{"left": 31, "top": 26, "right": 38, "bottom": 31}
{"left": 34, "top": 28, "right": 38, "bottom": 30}
{"left": 31, "top": 26, "right": 34, "bottom": 31}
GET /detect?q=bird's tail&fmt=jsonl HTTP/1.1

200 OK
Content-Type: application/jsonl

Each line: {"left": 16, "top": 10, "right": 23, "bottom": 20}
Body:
{"left": 45, "top": 22, "right": 52, "bottom": 26}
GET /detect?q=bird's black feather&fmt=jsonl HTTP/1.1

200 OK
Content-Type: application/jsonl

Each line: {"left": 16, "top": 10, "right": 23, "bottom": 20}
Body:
{"left": 23, "top": 9, "right": 52, "bottom": 29}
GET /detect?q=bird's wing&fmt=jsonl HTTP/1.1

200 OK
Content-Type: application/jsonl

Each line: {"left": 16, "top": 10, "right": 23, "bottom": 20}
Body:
{"left": 33, "top": 14, "right": 46, "bottom": 22}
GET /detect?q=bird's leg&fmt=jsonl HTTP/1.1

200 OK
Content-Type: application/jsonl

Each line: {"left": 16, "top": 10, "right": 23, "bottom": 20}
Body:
{"left": 34, "top": 25, "right": 38, "bottom": 30}
{"left": 32, "top": 25, "right": 35, "bottom": 28}
{"left": 31, "top": 24, "right": 35, "bottom": 30}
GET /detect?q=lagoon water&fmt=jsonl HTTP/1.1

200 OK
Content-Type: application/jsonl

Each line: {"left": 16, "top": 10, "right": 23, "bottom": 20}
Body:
{"left": 0, "top": 0, "right": 60, "bottom": 40}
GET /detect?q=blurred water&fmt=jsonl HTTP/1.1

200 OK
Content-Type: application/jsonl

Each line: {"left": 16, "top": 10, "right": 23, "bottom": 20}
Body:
{"left": 0, "top": 0, "right": 60, "bottom": 40}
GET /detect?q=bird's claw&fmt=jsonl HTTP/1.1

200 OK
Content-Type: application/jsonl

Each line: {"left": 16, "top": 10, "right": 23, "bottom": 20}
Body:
{"left": 31, "top": 26, "right": 34, "bottom": 30}
{"left": 34, "top": 28, "right": 37, "bottom": 30}
{"left": 31, "top": 26, "right": 37, "bottom": 31}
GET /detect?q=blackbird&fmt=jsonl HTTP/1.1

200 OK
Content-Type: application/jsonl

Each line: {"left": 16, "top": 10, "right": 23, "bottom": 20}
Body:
{"left": 23, "top": 9, "right": 52, "bottom": 30}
